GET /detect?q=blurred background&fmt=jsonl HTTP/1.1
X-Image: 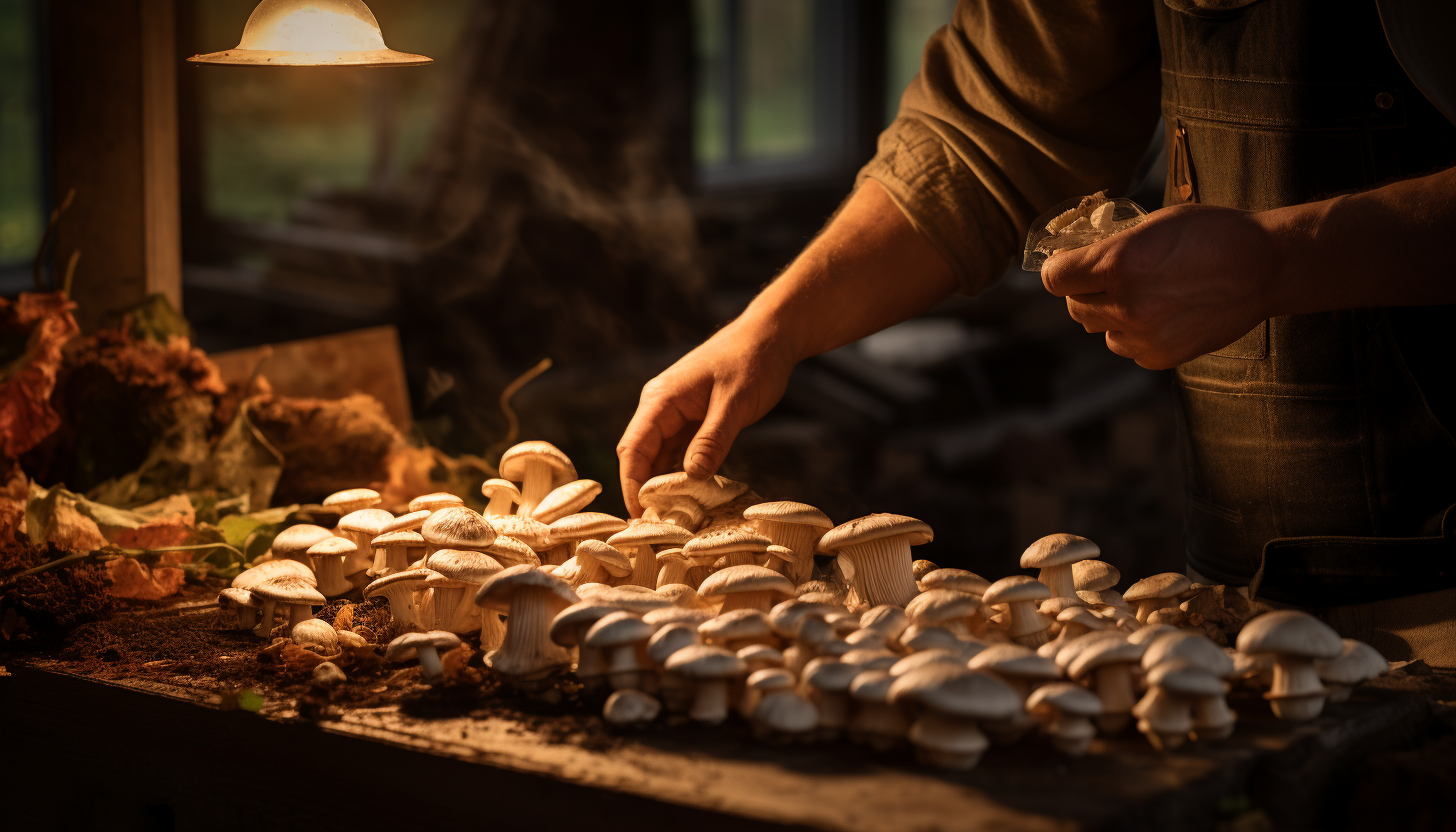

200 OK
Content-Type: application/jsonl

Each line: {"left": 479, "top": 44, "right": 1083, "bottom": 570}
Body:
{"left": 0, "top": 0, "right": 1183, "bottom": 580}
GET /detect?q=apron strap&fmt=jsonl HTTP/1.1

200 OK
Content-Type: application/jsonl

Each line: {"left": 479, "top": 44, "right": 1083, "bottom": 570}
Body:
{"left": 1251, "top": 504, "right": 1456, "bottom": 606}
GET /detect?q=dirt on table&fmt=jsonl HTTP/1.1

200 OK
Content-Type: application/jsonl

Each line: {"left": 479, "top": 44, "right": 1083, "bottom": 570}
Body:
{"left": 0, "top": 543, "right": 115, "bottom": 645}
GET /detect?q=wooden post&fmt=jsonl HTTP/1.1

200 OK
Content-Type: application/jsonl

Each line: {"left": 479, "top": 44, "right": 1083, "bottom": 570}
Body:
{"left": 50, "top": 0, "right": 182, "bottom": 331}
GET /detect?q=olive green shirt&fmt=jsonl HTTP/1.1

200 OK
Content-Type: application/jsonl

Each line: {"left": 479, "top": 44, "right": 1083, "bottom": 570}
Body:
{"left": 858, "top": 0, "right": 1161, "bottom": 293}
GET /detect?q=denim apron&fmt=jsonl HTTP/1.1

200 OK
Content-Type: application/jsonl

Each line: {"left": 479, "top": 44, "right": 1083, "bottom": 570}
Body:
{"left": 1156, "top": 0, "right": 1456, "bottom": 659}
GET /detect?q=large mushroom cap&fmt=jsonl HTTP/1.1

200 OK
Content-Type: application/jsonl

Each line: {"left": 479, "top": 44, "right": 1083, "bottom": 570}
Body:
{"left": 1145, "top": 658, "right": 1225, "bottom": 697}
{"left": 251, "top": 575, "right": 326, "bottom": 606}
{"left": 576, "top": 539, "right": 633, "bottom": 577}
{"left": 384, "top": 510, "right": 431, "bottom": 533}
{"left": 890, "top": 649, "right": 968, "bottom": 677}
{"left": 1123, "top": 572, "right": 1192, "bottom": 603}
{"left": 584, "top": 610, "right": 654, "bottom": 648}
{"left": 609, "top": 521, "right": 695, "bottom": 549}
{"left": 664, "top": 643, "right": 745, "bottom": 678}
{"left": 217, "top": 587, "right": 257, "bottom": 609}
{"left": 489, "top": 514, "right": 555, "bottom": 552}
{"left": 1142, "top": 631, "right": 1234, "bottom": 677}
{"left": 1317, "top": 639, "right": 1388, "bottom": 685}
{"left": 549, "top": 512, "right": 629, "bottom": 541}
{"left": 592, "top": 585, "right": 672, "bottom": 613}
{"left": 683, "top": 526, "right": 772, "bottom": 559}
{"left": 741, "top": 501, "right": 833, "bottom": 528}
{"left": 385, "top": 630, "right": 462, "bottom": 661}
{"left": 498, "top": 441, "right": 576, "bottom": 484}
{"left": 1026, "top": 681, "right": 1103, "bottom": 717}
{"left": 888, "top": 665, "right": 1022, "bottom": 720}
{"left": 981, "top": 575, "right": 1052, "bottom": 606}
{"left": 422, "top": 506, "right": 497, "bottom": 550}
{"left": 427, "top": 549, "right": 504, "bottom": 585}
{"left": 768, "top": 598, "right": 843, "bottom": 638}
{"left": 483, "top": 535, "right": 540, "bottom": 567}
{"left": 1236, "top": 610, "right": 1343, "bottom": 659}
{"left": 968, "top": 643, "right": 1060, "bottom": 679}
{"left": 920, "top": 568, "right": 991, "bottom": 596}
{"left": 699, "top": 608, "right": 774, "bottom": 642}
{"left": 337, "top": 509, "right": 395, "bottom": 538}
{"left": 271, "top": 524, "right": 336, "bottom": 559}
{"left": 906, "top": 589, "right": 982, "bottom": 625}
{"left": 307, "top": 537, "right": 357, "bottom": 558}
{"left": 638, "top": 473, "right": 749, "bottom": 512}
{"left": 474, "top": 563, "right": 579, "bottom": 612}
{"left": 1020, "top": 533, "right": 1100, "bottom": 569}
{"left": 322, "top": 488, "right": 381, "bottom": 513}
{"left": 818, "top": 514, "right": 932, "bottom": 553}
{"left": 232, "top": 558, "right": 316, "bottom": 589}
{"left": 532, "top": 480, "right": 602, "bottom": 523}
{"left": 859, "top": 605, "right": 910, "bottom": 639}
{"left": 1073, "top": 560, "right": 1121, "bottom": 592}
{"left": 697, "top": 565, "right": 795, "bottom": 600}
{"left": 408, "top": 492, "right": 465, "bottom": 513}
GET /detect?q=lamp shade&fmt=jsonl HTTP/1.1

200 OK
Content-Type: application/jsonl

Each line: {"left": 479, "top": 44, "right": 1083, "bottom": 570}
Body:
{"left": 188, "top": 0, "right": 431, "bottom": 67}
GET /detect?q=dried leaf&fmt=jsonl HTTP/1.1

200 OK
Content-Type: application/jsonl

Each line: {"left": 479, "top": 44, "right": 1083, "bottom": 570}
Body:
{"left": 105, "top": 557, "right": 186, "bottom": 600}
{"left": 0, "top": 292, "right": 79, "bottom": 458}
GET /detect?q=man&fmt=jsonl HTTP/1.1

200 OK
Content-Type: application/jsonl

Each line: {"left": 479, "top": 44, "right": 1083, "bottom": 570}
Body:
{"left": 617, "top": 0, "right": 1456, "bottom": 662}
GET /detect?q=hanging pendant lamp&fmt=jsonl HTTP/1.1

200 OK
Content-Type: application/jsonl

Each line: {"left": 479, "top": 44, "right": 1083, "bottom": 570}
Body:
{"left": 188, "top": 0, "right": 431, "bottom": 68}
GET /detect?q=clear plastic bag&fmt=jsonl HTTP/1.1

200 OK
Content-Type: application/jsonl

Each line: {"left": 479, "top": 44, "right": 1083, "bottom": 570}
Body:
{"left": 1021, "top": 191, "right": 1149, "bottom": 272}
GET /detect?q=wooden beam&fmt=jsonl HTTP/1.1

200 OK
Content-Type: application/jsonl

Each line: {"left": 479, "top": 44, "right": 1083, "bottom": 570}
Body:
{"left": 50, "top": 0, "right": 182, "bottom": 332}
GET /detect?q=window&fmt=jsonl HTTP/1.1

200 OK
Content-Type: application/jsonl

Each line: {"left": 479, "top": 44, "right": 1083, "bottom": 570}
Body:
{"left": 886, "top": 0, "right": 957, "bottom": 122}
{"left": 0, "top": 0, "right": 46, "bottom": 280}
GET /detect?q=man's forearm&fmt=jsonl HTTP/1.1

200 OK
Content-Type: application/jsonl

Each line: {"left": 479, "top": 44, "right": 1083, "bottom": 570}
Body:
{"left": 732, "top": 180, "right": 958, "bottom": 362}
{"left": 1268, "top": 166, "right": 1456, "bottom": 316}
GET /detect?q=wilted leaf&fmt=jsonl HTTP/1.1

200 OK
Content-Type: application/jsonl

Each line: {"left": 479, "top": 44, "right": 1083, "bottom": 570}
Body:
{"left": 0, "top": 292, "right": 80, "bottom": 458}
{"left": 106, "top": 557, "right": 186, "bottom": 600}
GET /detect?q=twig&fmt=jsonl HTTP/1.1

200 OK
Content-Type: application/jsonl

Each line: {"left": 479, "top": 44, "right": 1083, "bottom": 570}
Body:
{"left": 31, "top": 188, "right": 76, "bottom": 292}
{"left": 1, "top": 542, "right": 244, "bottom": 588}
{"left": 61, "top": 250, "right": 81, "bottom": 298}
{"left": 490, "top": 358, "right": 552, "bottom": 458}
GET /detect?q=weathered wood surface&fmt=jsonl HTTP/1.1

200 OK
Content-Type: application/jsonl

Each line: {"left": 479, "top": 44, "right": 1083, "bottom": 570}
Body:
{"left": 0, "top": 656, "right": 1439, "bottom": 832}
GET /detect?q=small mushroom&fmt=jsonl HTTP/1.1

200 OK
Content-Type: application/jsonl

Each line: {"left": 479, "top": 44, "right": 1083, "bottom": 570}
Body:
{"left": 751, "top": 690, "right": 819, "bottom": 745}
{"left": 1026, "top": 682, "right": 1102, "bottom": 756}
{"left": 967, "top": 643, "right": 1059, "bottom": 744}
{"left": 1316, "top": 639, "right": 1388, "bottom": 702}
{"left": 251, "top": 576, "right": 326, "bottom": 637}
{"left": 547, "top": 512, "right": 628, "bottom": 562}
{"left": 384, "top": 509, "right": 431, "bottom": 534}
{"left": 1073, "top": 560, "right": 1121, "bottom": 594}
{"left": 498, "top": 441, "right": 576, "bottom": 517}
{"left": 817, "top": 514, "right": 933, "bottom": 609}
{"left": 801, "top": 657, "right": 861, "bottom": 740}
{"left": 1038, "top": 606, "right": 1110, "bottom": 657}
{"left": 291, "top": 618, "right": 340, "bottom": 656}
{"left": 643, "top": 605, "right": 714, "bottom": 630}
{"left": 742, "top": 501, "right": 834, "bottom": 584}
{"left": 981, "top": 576, "right": 1053, "bottom": 647}
{"left": 480, "top": 479, "right": 522, "bottom": 516}
{"left": 335, "top": 511, "right": 394, "bottom": 575}
{"left": 906, "top": 589, "right": 983, "bottom": 637}
{"left": 421, "top": 506, "right": 496, "bottom": 558}
{"left": 1235, "top": 609, "right": 1343, "bottom": 720}
{"left": 313, "top": 661, "right": 346, "bottom": 687}
{"left": 322, "top": 488, "right": 381, "bottom": 514}
{"left": 408, "top": 492, "right": 465, "bottom": 513}
{"left": 608, "top": 521, "right": 695, "bottom": 589}
{"left": 551, "top": 600, "right": 622, "bottom": 687}
{"left": 741, "top": 666, "right": 795, "bottom": 719}
{"left": 888, "top": 665, "right": 1021, "bottom": 770}
{"left": 1124, "top": 573, "right": 1192, "bottom": 624}
{"left": 232, "top": 558, "right": 315, "bottom": 590}
{"left": 217, "top": 587, "right": 260, "bottom": 631}
{"left": 532, "top": 479, "right": 602, "bottom": 524}
{"left": 737, "top": 644, "right": 786, "bottom": 673}
{"left": 697, "top": 565, "right": 795, "bottom": 614}
{"left": 663, "top": 644, "right": 746, "bottom": 724}
{"left": 475, "top": 564, "right": 580, "bottom": 680}
{"left": 584, "top": 611, "right": 656, "bottom": 690}
{"left": 1019, "top": 534, "right": 1100, "bottom": 599}
{"left": 699, "top": 608, "right": 778, "bottom": 651}
{"left": 370, "top": 529, "right": 427, "bottom": 578}
{"left": 911, "top": 559, "right": 939, "bottom": 581}
{"left": 426, "top": 549, "right": 507, "bottom": 645}
{"left": 385, "top": 630, "right": 463, "bottom": 684}
{"left": 1132, "top": 659, "right": 1225, "bottom": 750}
{"left": 647, "top": 622, "right": 702, "bottom": 712}
{"left": 919, "top": 568, "right": 991, "bottom": 597}
{"left": 1066, "top": 634, "right": 1145, "bottom": 734}
{"left": 684, "top": 526, "right": 773, "bottom": 575}
{"left": 652, "top": 548, "right": 693, "bottom": 588}
{"left": 603, "top": 689, "right": 661, "bottom": 725}
{"left": 363, "top": 569, "right": 432, "bottom": 631}
{"left": 637, "top": 472, "right": 749, "bottom": 530}
{"left": 654, "top": 583, "right": 712, "bottom": 611}
{"left": 306, "top": 537, "right": 358, "bottom": 598}
{"left": 270, "top": 524, "right": 335, "bottom": 568}
{"left": 571, "top": 539, "right": 633, "bottom": 588}
{"left": 847, "top": 669, "right": 910, "bottom": 750}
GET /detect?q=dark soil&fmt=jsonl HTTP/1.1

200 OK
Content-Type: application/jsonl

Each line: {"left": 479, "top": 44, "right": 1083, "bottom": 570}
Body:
{"left": 0, "top": 543, "right": 115, "bottom": 645}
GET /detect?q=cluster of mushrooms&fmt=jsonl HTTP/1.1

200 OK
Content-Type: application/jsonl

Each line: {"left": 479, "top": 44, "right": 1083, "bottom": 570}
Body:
{"left": 215, "top": 441, "right": 1391, "bottom": 771}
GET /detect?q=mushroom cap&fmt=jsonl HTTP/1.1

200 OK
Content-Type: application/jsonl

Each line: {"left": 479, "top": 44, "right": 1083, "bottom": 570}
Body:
{"left": 768, "top": 598, "right": 842, "bottom": 638}
{"left": 609, "top": 521, "right": 695, "bottom": 549}
{"left": 532, "top": 479, "right": 602, "bottom": 523}
{"left": 654, "top": 583, "right": 710, "bottom": 609}
{"left": 765, "top": 544, "right": 796, "bottom": 565}
{"left": 474, "top": 564, "right": 579, "bottom": 612}
{"left": 251, "top": 575, "right": 326, "bottom": 606}
{"left": 498, "top": 441, "right": 576, "bottom": 484}
{"left": 593, "top": 585, "right": 672, "bottom": 613}
{"left": 427, "top": 549, "right": 504, "bottom": 585}
{"left": 1317, "top": 639, "right": 1388, "bottom": 685}
{"left": 584, "top": 610, "right": 654, "bottom": 648}
{"left": 1066, "top": 635, "right": 1145, "bottom": 680}
{"left": 603, "top": 689, "right": 661, "bottom": 724}
{"left": 489, "top": 514, "right": 555, "bottom": 551}
{"left": 643, "top": 606, "right": 714, "bottom": 629}
{"left": 576, "top": 539, "right": 633, "bottom": 577}
{"left": 364, "top": 568, "right": 433, "bottom": 598}
{"left": 384, "top": 509, "right": 431, "bottom": 533}
{"left": 818, "top": 514, "right": 932, "bottom": 553}
{"left": 683, "top": 526, "right": 772, "bottom": 559}
{"left": 480, "top": 478, "right": 522, "bottom": 502}
{"left": 647, "top": 622, "right": 701, "bottom": 663}
{"left": 755, "top": 691, "right": 819, "bottom": 733}
{"left": 664, "top": 643, "right": 746, "bottom": 678}
{"left": 1041, "top": 596, "right": 1084, "bottom": 618}
{"left": 217, "top": 587, "right": 257, "bottom": 609}
{"left": 1020, "top": 533, "right": 1100, "bottom": 569}
{"left": 549, "top": 512, "right": 629, "bottom": 541}
{"left": 699, "top": 608, "right": 774, "bottom": 642}
{"left": 1026, "top": 681, "right": 1103, "bottom": 717}
{"left": 232, "top": 558, "right": 315, "bottom": 589}
{"left": 845, "top": 628, "right": 890, "bottom": 650}
{"left": 737, "top": 644, "right": 785, "bottom": 666}
{"left": 981, "top": 575, "right": 1052, "bottom": 605}
{"left": 889, "top": 649, "right": 967, "bottom": 677}
{"left": 1073, "top": 560, "right": 1121, "bottom": 592}
{"left": 1145, "top": 658, "right": 1226, "bottom": 697}
{"left": 552, "top": 601, "right": 625, "bottom": 645}
{"left": 919, "top": 568, "right": 991, "bottom": 596}
{"left": 849, "top": 669, "right": 897, "bottom": 704}
{"left": 372, "top": 529, "right": 426, "bottom": 550}
{"left": 307, "top": 537, "right": 357, "bottom": 558}
{"left": 1236, "top": 610, "right": 1343, "bottom": 659}
{"left": 804, "top": 656, "right": 860, "bottom": 692}
{"left": 423, "top": 569, "right": 471, "bottom": 590}
{"left": 322, "top": 488, "right": 381, "bottom": 512}
{"left": 967, "top": 644, "right": 1060, "bottom": 679}
{"left": 1127, "top": 623, "right": 1180, "bottom": 645}
{"left": 291, "top": 618, "right": 339, "bottom": 653}
{"left": 385, "top": 630, "right": 462, "bottom": 662}
{"left": 742, "top": 501, "right": 833, "bottom": 528}
{"left": 655, "top": 547, "right": 690, "bottom": 567}
{"left": 888, "top": 665, "right": 1022, "bottom": 720}
{"left": 422, "top": 507, "right": 497, "bottom": 550}
{"left": 697, "top": 565, "right": 795, "bottom": 601}
{"left": 859, "top": 605, "right": 910, "bottom": 639}
{"left": 899, "top": 625, "right": 970, "bottom": 654}
{"left": 842, "top": 648, "right": 900, "bottom": 671}
{"left": 746, "top": 667, "right": 795, "bottom": 692}
{"left": 336, "top": 509, "right": 395, "bottom": 538}
{"left": 1056, "top": 606, "right": 1107, "bottom": 631}
{"left": 637, "top": 472, "right": 749, "bottom": 513}
{"left": 1141, "top": 631, "right": 1235, "bottom": 677}
{"left": 408, "top": 492, "right": 464, "bottom": 513}
{"left": 912, "top": 559, "right": 940, "bottom": 580}
{"left": 1123, "top": 572, "right": 1192, "bottom": 602}
{"left": 1052, "top": 630, "right": 1126, "bottom": 671}
{"left": 483, "top": 535, "right": 540, "bottom": 567}
{"left": 271, "top": 524, "right": 336, "bottom": 558}
{"left": 906, "top": 589, "right": 982, "bottom": 625}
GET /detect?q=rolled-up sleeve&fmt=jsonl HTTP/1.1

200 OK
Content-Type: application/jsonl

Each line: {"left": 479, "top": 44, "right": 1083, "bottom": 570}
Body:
{"left": 859, "top": 0, "right": 1160, "bottom": 294}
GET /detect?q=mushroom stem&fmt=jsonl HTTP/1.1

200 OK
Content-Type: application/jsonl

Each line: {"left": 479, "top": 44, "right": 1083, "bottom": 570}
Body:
{"left": 571, "top": 556, "right": 609, "bottom": 588}
{"left": 1194, "top": 693, "right": 1237, "bottom": 740}
{"left": 286, "top": 603, "right": 314, "bottom": 630}
{"left": 756, "top": 521, "right": 820, "bottom": 584}
{"left": 236, "top": 607, "right": 259, "bottom": 631}
{"left": 479, "top": 611, "right": 506, "bottom": 652}
{"left": 377, "top": 585, "right": 420, "bottom": 630}
{"left": 1044, "top": 713, "right": 1096, "bottom": 756}
{"left": 313, "top": 557, "right": 353, "bottom": 598}
{"left": 373, "top": 547, "right": 417, "bottom": 578}
{"left": 1006, "top": 601, "right": 1050, "bottom": 647}
{"left": 484, "top": 493, "right": 515, "bottom": 515}
{"left": 417, "top": 646, "right": 445, "bottom": 683}
{"left": 607, "top": 645, "right": 644, "bottom": 690}
{"left": 1036, "top": 564, "right": 1076, "bottom": 599}
{"left": 542, "top": 543, "right": 571, "bottom": 567}
{"left": 253, "top": 598, "right": 278, "bottom": 638}
{"left": 1267, "top": 656, "right": 1327, "bottom": 720}
{"left": 1094, "top": 664, "right": 1136, "bottom": 733}
{"left": 625, "top": 544, "right": 657, "bottom": 589}
{"left": 491, "top": 587, "right": 572, "bottom": 678}
{"left": 839, "top": 538, "right": 919, "bottom": 608}
{"left": 656, "top": 558, "right": 690, "bottom": 588}
{"left": 1133, "top": 686, "right": 1192, "bottom": 750}
{"left": 689, "top": 678, "right": 732, "bottom": 724}
{"left": 515, "top": 459, "right": 556, "bottom": 517}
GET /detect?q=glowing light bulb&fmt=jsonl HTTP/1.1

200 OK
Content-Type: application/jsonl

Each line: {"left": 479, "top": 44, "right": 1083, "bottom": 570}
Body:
{"left": 188, "top": 0, "right": 430, "bottom": 68}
